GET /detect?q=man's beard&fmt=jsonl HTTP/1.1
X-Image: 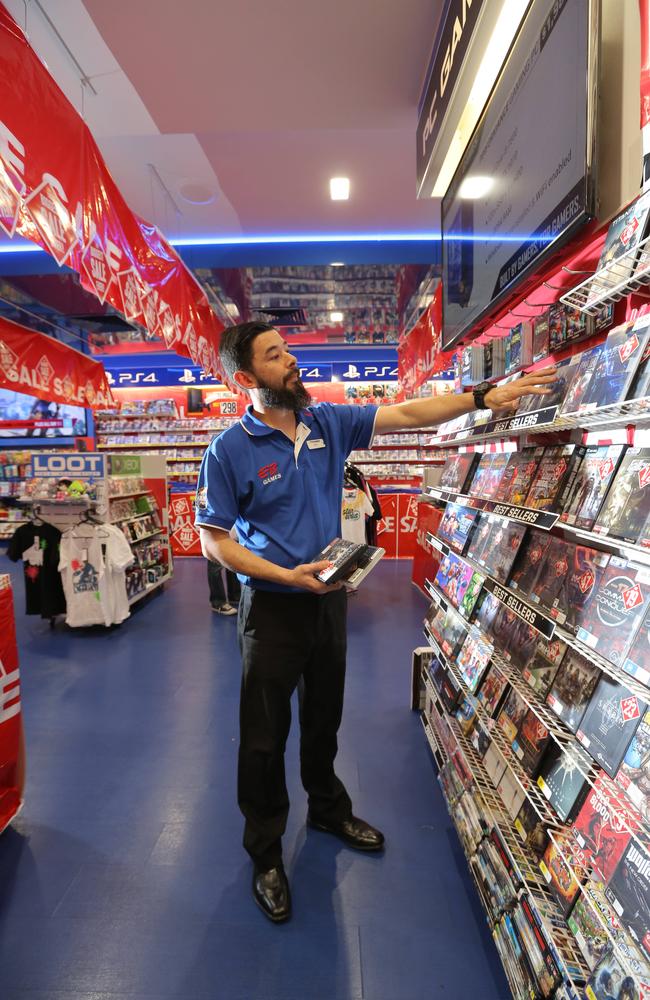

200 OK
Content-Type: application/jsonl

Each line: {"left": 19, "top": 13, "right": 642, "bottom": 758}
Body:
{"left": 257, "top": 374, "right": 312, "bottom": 411}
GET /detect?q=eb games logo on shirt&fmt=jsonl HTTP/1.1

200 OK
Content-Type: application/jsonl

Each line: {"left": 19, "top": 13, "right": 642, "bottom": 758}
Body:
{"left": 258, "top": 462, "right": 282, "bottom": 485}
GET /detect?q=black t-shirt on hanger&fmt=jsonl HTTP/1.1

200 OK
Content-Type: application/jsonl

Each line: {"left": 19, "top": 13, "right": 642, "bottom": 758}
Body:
{"left": 7, "top": 521, "right": 67, "bottom": 618}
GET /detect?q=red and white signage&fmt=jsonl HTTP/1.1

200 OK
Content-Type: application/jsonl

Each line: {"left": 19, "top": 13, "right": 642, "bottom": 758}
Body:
{"left": 411, "top": 502, "right": 443, "bottom": 593}
{"left": 0, "top": 576, "right": 24, "bottom": 834}
{"left": 0, "top": 4, "right": 224, "bottom": 376}
{"left": 0, "top": 315, "right": 113, "bottom": 408}
{"left": 169, "top": 494, "right": 202, "bottom": 557}
{"left": 377, "top": 492, "right": 422, "bottom": 559}
{"left": 397, "top": 286, "right": 453, "bottom": 398}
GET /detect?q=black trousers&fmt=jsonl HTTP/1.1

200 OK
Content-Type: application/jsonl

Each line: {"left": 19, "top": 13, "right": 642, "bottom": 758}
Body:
{"left": 237, "top": 585, "right": 352, "bottom": 870}
{"left": 207, "top": 559, "right": 241, "bottom": 606}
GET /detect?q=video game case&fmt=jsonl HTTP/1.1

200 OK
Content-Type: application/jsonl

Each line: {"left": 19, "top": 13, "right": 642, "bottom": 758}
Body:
{"left": 626, "top": 314, "right": 650, "bottom": 402}
{"left": 439, "top": 452, "right": 480, "bottom": 494}
{"left": 537, "top": 742, "right": 592, "bottom": 823}
{"left": 525, "top": 444, "right": 580, "bottom": 511}
{"left": 567, "top": 888, "right": 611, "bottom": 971}
{"left": 472, "top": 589, "right": 501, "bottom": 636}
{"left": 479, "top": 519, "right": 527, "bottom": 584}
{"left": 512, "top": 709, "right": 551, "bottom": 777}
{"left": 439, "top": 606, "right": 468, "bottom": 658}
{"left": 437, "top": 502, "right": 480, "bottom": 554}
{"left": 497, "top": 686, "right": 528, "bottom": 743}
{"left": 529, "top": 536, "right": 575, "bottom": 611}
{"left": 491, "top": 603, "right": 523, "bottom": 659}
{"left": 546, "top": 649, "right": 601, "bottom": 734}
{"left": 548, "top": 302, "right": 567, "bottom": 352}
{"left": 484, "top": 740, "right": 508, "bottom": 787}
{"left": 581, "top": 321, "right": 650, "bottom": 412}
{"left": 456, "top": 629, "right": 493, "bottom": 693}
{"left": 512, "top": 896, "right": 563, "bottom": 999}
{"left": 458, "top": 570, "right": 484, "bottom": 619}
{"left": 573, "top": 771, "right": 641, "bottom": 883}
{"left": 577, "top": 674, "right": 648, "bottom": 779}
{"left": 506, "top": 322, "right": 533, "bottom": 374}
{"left": 470, "top": 717, "right": 492, "bottom": 758}
{"left": 507, "top": 620, "right": 540, "bottom": 674}
{"left": 456, "top": 694, "right": 478, "bottom": 737}
{"left": 522, "top": 636, "right": 567, "bottom": 698}
{"left": 466, "top": 513, "right": 493, "bottom": 564}
{"left": 586, "top": 943, "right": 650, "bottom": 1000}
{"left": 588, "top": 190, "right": 650, "bottom": 307}
{"left": 577, "top": 558, "right": 650, "bottom": 666}
{"left": 594, "top": 447, "right": 650, "bottom": 546}
{"left": 517, "top": 355, "right": 581, "bottom": 415}
{"left": 558, "top": 346, "right": 603, "bottom": 416}
{"left": 560, "top": 445, "right": 627, "bottom": 531}
{"left": 468, "top": 453, "right": 511, "bottom": 500}
{"left": 540, "top": 833, "right": 583, "bottom": 917}
{"left": 493, "top": 447, "right": 545, "bottom": 506}
{"left": 411, "top": 647, "right": 434, "bottom": 710}
{"left": 549, "top": 545, "right": 610, "bottom": 632}
{"left": 476, "top": 664, "right": 510, "bottom": 717}
{"left": 439, "top": 665, "right": 463, "bottom": 714}
{"left": 623, "top": 606, "right": 650, "bottom": 690}
{"left": 497, "top": 767, "right": 526, "bottom": 821}
{"left": 508, "top": 528, "right": 555, "bottom": 595}
{"left": 605, "top": 839, "right": 650, "bottom": 957}
{"left": 532, "top": 312, "right": 550, "bottom": 363}
{"left": 616, "top": 708, "right": 650, "bottom": 823}
{"left": 313, "top": 538, "right": 384, "bottom": 588}
{"left": 514, "top": 798, "right": 547, "bottom": 856}
{"left": 573, "top": 877, "right": 650, "bottom": 978}
{"left": 565, "top": 305, "right": 589, "bottom": 344}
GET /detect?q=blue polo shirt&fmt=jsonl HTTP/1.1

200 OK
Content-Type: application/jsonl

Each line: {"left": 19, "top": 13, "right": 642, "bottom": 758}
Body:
{"left": 195, "top": 402, "right": 378, "bottom": 592}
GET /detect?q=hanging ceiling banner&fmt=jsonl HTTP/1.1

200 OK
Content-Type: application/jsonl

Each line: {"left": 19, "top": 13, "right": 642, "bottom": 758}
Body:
{"left": 0, "top": 316, "right": 114, "bottom": 408}
{"left": 397, "top": 284, "right": 452, "bottom": 397}
{"left": 0, "top": 5, "right": 224, "bottom": 376}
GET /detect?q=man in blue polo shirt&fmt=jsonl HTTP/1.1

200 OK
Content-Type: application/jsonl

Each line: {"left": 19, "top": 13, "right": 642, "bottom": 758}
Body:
{"left": 196, "top": 321, "right": 554, "bottom": 923}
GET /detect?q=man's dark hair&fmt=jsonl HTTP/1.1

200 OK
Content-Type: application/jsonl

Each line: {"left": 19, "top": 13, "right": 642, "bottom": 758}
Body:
{"left": 219, "top": 321, "right": 276, "bottom": 380}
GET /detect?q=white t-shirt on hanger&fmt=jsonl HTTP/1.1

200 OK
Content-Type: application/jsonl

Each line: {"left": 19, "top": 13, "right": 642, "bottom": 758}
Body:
{"left": 104, "top": 524, "right": 134, "bottom": 625}
{"left": 59, "top": 525, "right": 134, "bottom": 627}
{"left": 341, "top": 486, "right": 374, "bottom": 544}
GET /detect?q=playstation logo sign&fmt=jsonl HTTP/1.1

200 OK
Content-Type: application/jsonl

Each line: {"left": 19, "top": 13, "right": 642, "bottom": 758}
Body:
{"left": 178, "top": 368, "right": 197, "bottom": 384}
{"left": 342, "top": 364, "right": 361, "bottom": 379}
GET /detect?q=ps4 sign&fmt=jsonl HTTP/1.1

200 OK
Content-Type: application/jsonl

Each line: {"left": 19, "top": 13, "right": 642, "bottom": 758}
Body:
{"left": 332, "top": 363, "right": 398, "bottom": 382}
{"left": 104, "top": 366, "right": 222, "bottom": 387}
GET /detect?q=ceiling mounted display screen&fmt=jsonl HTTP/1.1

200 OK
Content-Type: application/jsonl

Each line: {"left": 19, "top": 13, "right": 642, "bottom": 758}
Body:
{"left": 441, "top": 0, "right": 597, "bottom": 350}
{"left": 0, "top": 389, "right": 87, "bottom": 438}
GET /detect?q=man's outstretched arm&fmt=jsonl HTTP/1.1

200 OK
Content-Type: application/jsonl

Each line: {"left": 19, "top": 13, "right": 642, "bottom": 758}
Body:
{"left": 374, "top": 367, "right": 557, "bottom": 434}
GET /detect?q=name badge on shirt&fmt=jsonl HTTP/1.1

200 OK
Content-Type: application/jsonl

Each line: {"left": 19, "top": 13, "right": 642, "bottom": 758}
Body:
{"left": 307, "top": 439, "right": 326, "bottom": 449}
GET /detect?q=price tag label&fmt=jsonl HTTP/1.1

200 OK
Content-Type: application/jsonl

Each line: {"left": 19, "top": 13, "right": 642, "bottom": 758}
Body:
{"left": 537, "top": 776, "right": 552, "bottom": 800}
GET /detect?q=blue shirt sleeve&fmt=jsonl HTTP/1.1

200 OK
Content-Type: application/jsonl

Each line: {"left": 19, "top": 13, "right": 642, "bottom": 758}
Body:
{"left": 318, "top": 403, "right": 378, "bottom": 455}
{"left": 194, "top": 437, "right": 240, "bottom": 530}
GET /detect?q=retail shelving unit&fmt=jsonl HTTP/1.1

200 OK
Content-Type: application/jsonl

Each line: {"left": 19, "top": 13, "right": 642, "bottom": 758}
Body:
{"left": 414, "top": 262, "right": 650, "bottom": 997}
{"left": 349, "top": 431, "right": 445, "bottom": 489}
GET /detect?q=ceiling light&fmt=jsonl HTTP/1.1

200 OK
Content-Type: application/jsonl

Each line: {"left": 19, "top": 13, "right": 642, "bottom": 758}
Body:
{"left": 329, "top": 178, "right": 350, "bottom": 201}
{"left": 432, "top": 0, "right": 531, "bottom": 198}
{"left": 458, "top": 176, "right": 494, "bottom": 200}
{"left": 330, "top": 261, "right": 345, "bottom": 266}
{"left": 330, "top": 311, "right": 344, "bottom": 323}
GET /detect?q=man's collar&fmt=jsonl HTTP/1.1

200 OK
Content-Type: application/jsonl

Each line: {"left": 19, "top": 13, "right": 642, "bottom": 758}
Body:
{"left": 240, "top": 403, "right": 313, "bottom": 437}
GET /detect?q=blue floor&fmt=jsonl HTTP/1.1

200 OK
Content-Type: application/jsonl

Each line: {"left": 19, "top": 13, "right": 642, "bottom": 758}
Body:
{"left": 0, "top": 556, "right": 509, "bottom": 1000}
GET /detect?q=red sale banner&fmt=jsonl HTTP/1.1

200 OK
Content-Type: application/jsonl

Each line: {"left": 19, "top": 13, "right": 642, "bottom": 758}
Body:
{"left": 169, "top": 494, "right": 203, "bottom": 557}
{"left": 397, "top": 285, "right": 452, "bottom": 398}
{"left": 0, "top": 5, "right": 224, "bottom": 375}
{"left": 0, "top": 576, "right": 25, "bottom": 833}
{"left": 0, "top": 315, "right": 113, "bottom": 408}
{"left": 377, "top": 494, "right": 398, "bottom": 559}
{"left": 376, "top": 493, "right": 422, "bottom": 558}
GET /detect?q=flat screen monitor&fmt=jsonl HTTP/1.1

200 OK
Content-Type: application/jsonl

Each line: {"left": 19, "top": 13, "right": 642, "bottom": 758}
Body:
{"left": 0, "top": 389, "right": 88, "bottom": 438}
{"left": 441, "top": 0, "right": 598, "bottom": 350}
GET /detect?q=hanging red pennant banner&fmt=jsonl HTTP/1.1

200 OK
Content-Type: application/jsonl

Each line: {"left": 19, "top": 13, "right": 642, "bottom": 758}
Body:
{"left": 397, "top": 285, "right": 452, "bottom": 397}
{"left": 0, "top": 5, "right": 224, "bottom": 376}
{"left": 0, "top": 315, "right": 114, "bottom": 408}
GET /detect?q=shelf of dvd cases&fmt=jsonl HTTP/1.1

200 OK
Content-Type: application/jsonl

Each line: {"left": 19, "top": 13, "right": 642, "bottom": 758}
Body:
{"left": 425, "top": 693, "right": 590, "bottom": 997}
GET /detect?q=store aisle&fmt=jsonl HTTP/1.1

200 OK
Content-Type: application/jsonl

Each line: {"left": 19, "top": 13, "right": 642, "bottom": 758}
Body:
{"left": 0, "top": 557, "right": 508, "bottom": 1000}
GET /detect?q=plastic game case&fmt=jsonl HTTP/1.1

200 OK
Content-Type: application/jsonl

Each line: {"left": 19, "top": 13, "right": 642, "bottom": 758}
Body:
{"left": 473, "top": 453, "right": 512, "bottom": 501}
{"left": 537, "top": 742, "right": 591, "bottom": 823}
{"left": 459, "top": 570, "right": 484, "bottom": 619}
{"left": 525, "top": 445, "right": 580, "bottom": 511}
{"left": 546, "top": 649, "right": 601, "bottom": 734}
{"left": 573, "top": 772, "right": 640, "bottom": 883}
{"left": 616, "top": 708, "right": 650, "bottom": 823}
{"left": 491, "top": 603, "right": 522, "bottom": 656}
{"left": 506, "top": 619, "right": 539, "bottom": 672}
{"left": 532, "top": 312, "right": 550, "bottom": 363}
{"left": 497, "top": 686, "right": 528, "bottom": 743}
{"left": 548, "top": 302, "right": 568, "bottom": 352}
{"left": 528, "top": 536, "right": 575, "bottom": 612}
{"left": 586, "top": 944, "right": 650, "bottom": 1000}
{"left": 479, "top": 519, "right": 527, "bottom": 584}
{"left": 466, "top": 513, "right": 493, "bottom": 565}
{"left": 440, "top": 607, "right": 468, "bottom": 658}
{"left": 541, "top": 833, "right": 583, "bottom": 916}
{"left": 438, "top": 502, "right": 480, "bottom": 554}
{"left": 576, "top": 558, "right": 650, "bottom": 667}
{"left": 590, "top": 190, "right": 650, "bottom": 298}
{"left": 517, "top": 355, "right": 581, "bottom": 415}
{"left": 514, "top": 709, "right": 551, "bottom": 776}
{"left": 514, "top": 798, "right": 546, "bottom": 855}
{"left": 549, "top": 544, "right": 610, "bottom": 632}
{"left": 581, "top": 321, "right": 650, "bottom": 412}
{"left": 476, "top": 664, "right": 510, "bottom": 717}
{"left": 577, "top": 674, "right": 648, "bottom": 779}
{"left": 522, "top": 636, "right": 567, "bottom": 698}
{"left": 560, "top": 445, "right": 627, "bottom": 531}
{"left": 508, "top": 527, "right": 555, "bottom": 595}
{"left": 558, "top": 345, "right": 603, "bottom": 416}
{"left": 594, "top": 448, "right": 650, "bottom": 546}
{"left": 493, "top": 447, "right": 545, "bottom": 506}
{"left": 605, "top": 838, "right": 650, "bottom": 958}
{"left": 456, "top": 631, "right": 493, "bottom": 693}
{"left": 439, "top": 452, "right": 480, "bottom": 494}
{"left": 567, "top": 889, "right": 612, "bottom": 971}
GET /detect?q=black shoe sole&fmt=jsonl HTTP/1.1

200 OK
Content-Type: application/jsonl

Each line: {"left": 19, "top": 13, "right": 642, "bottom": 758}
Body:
{"left": 253, "top": 890, "right": 291, "bottom": 923}
{"left": 307, "top": 817, "right": 385, "bottom": 852}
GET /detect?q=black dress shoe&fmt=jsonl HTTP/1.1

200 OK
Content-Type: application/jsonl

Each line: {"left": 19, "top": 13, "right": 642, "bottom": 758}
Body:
{"left": 253, "top": 866, "right": 291, "bottom": 922}
{"left": 307, "top": 814, "right": 385, "bottom": 851}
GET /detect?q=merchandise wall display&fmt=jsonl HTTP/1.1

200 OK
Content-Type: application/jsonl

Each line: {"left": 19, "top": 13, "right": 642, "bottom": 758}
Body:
{"left": 3, "top": 452, "right": 172, "bottom": 621}
{"left": 416, "top": 314, "right": 650, "bottom": 996}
